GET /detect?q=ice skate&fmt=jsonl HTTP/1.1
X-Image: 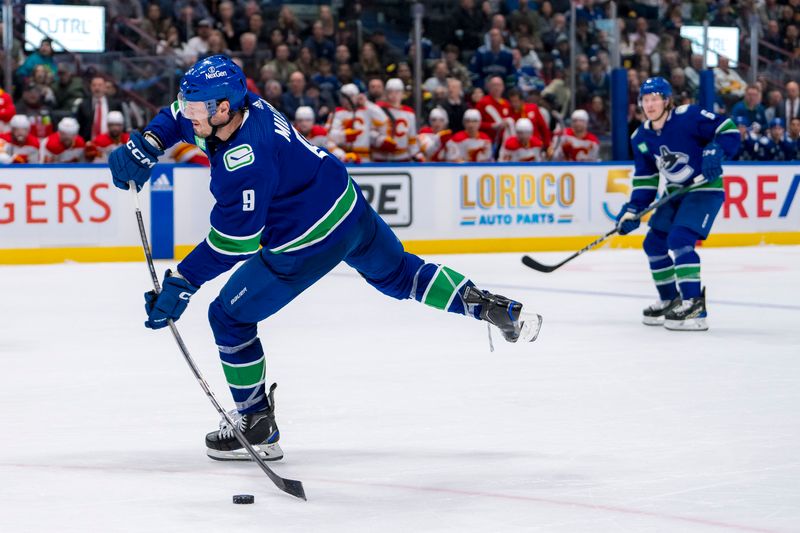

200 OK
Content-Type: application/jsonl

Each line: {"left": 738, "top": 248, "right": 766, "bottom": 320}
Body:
{"left": 664, "top": 288, "right": 708, "bottom": 331}
{"left": 206, "top": 383, "right": 283, "bottom": 461}
{"left": 642, "top": 297, "right": 682, "bottom": 326}
{"left": 463, "top": 286, "right": 543, "bottom": 342}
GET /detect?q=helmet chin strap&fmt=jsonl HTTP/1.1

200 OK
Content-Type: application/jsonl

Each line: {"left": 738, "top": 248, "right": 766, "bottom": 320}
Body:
{"left": 207, "top": 110, "right": 239, "bottom": 140}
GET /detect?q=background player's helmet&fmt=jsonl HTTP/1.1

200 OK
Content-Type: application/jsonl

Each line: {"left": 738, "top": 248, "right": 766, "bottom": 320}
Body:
{"left": 295, "top": 106, "right": 315, "bottom": 122}
{"left": 638, "top": 77, "right": 673, "bottom": 105}
{"left": 769, "top": 117, "right": 785, "bottom": 129}
{"left": 515, "top": 118, "right": 534, "bottom": 133}
{"left": 178, "top": 55, "right": 247, "bottom": 120}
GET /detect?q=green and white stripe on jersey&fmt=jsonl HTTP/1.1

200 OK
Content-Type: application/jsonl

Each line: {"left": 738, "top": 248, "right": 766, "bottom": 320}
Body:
{"left": 269, "top": 177, "right": 358, "bottom": 254}
{"left": 715, "top": 118, "right": 738, "bottom": 136}
{"left": 632, "top": 174, "right": 659, "bottom": 192}
{"left": 421, "top": 265, "right": 468, "bottom": 310}
{"left": 206, "top": 226, "right": 263, "bottom": 256}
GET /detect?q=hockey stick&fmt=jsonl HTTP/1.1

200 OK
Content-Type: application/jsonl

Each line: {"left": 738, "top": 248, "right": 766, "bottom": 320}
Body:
{"left": 128, "top": 181, "right": 306, "bottom": 501}
{"left": 521, "top": 184, "right": 695, "bottom": 273}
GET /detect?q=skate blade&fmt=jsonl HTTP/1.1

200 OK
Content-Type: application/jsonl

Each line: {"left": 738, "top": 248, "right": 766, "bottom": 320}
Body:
{"left": 207, "top": 442, "right": 284, "bottom": 461}
{"left": 518, "top": 312, "right": 543, "bottom": 342}
{"left": 642, "top": 316, "right": 664, "bottom": 326}
{"left": 664, "top": 317, "right": 708, "bottom": 331}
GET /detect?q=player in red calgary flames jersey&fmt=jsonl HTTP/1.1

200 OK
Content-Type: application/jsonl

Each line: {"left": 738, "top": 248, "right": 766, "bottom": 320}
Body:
{"left": 551, "top": 109, "right": 600, "bottom": 161}
{"left": 326, "top": 83, "right": 383, "bottom": 162}
{"left": 373, "top": 78, "right": 420, "bottom": 162}
{"left": 86, "top": 111, "right": 130, "bottom": 163}
{"left": 418, "top": 108, "right": 452, "bottom": 162}
{"left": 42, "top": 117, "right": 86, "bottom": 163}
{"left": 446, "top": 109, "right": 493, "bottom": 162}
{"left": 0, "top": 114, "right": 40, "bottom": 163}
{"left": 499, "top": 118, "right": 543, "bottom": 162}
{"left": 508, "top": 89, "right": 552, "bottom": 149}
{"left": 476, "top": 76, "right": 514, "bottom": 144}
{"left": 294, "top": 106, "right": 328, "bottom": 147}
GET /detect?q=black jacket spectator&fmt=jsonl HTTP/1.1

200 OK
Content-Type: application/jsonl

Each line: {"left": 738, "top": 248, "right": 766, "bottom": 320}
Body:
{"left": 450, "top": 0, "right": 487, "bottom": 55}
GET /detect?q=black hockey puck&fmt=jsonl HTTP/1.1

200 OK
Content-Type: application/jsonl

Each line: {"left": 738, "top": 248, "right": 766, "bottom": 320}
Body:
{"left": 233, "top": 494, "right": 255, "bottom": 504}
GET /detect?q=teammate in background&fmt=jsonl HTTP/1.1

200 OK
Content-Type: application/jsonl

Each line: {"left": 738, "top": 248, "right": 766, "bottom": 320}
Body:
{"left": 446, "top": 109, "right": 494, "bottom": 162}
{"left": 373, "top": 78, "right": 420, "bottom": 162}
{"left": 41, "top": 117, "right": 86, "bottom": 163}
{"left": 756, "top": 118, "right": 795, "bottom": 161}
{"left": 476, "top": 76, "right": 514, "bottom": 146}
{"left": 507, "top": 89, "right": 551, "bottom": 149}
{"left": 293, "top": 106, "right": 327, "bottom": 147}
{"left": 549, "top": 110, "right": 600, "bottom": 161}
{"left": 326, "top": 83, "right": 382, "bottom": 163}
{"left": 617, "top": 77, "right": 739, "bottom": 331}
{"left": 498, "top": 118, "right": 543, "bottom": 162}
{"left": 86, "top": 111, "right": 129, "bottom": 163}
{"left": 0, "top": 114, "right": 40, "bottom": 163}
{"left": 417, "top": 107, "right": 452, "bottom": 162}
{"left": 0, "top": 88, "right": 16, "bottom": 132}
{"left": 732, "top": 116, "right": 759, "bottom": 161}
{"left": 108, "top": 56, "right": 541, "bottom": 462}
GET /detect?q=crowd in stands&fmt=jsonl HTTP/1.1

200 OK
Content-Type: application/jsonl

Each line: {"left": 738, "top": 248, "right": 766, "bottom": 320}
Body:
{"left": 2, "top": 0, "right": 800, "bottom": 164}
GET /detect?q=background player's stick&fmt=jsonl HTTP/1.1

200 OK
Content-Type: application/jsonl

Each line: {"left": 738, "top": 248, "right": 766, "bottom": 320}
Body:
{"left": 128, "top": 181, "right": 306, "bottom": 501}
{"left": 521, "top": 185, "right": 694, "bottom": 273}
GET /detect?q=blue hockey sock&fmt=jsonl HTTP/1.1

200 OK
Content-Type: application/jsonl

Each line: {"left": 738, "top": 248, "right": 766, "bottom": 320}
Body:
{"left": 410, "top": 263, "right": 480, "bottom": 319}
{"left": 673, "top": 246, "right": 702, "bottom": 299}
{"left": 643, "top": 230, "right": 678, "bottom": 301}
{"left": 218, "top": 337, "right": 268, "bottom": 414}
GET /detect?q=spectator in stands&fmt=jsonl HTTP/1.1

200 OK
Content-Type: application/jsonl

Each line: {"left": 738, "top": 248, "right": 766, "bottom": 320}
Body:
{"left": 483, "top": 14, "right": 517, "bottom": 50}
{"left": 30, "top": 65, "right": 56, "bottom": 108}
{"left": 357, "top": 43, "right": 383, "bottom": 81}
{"left": 312, "top": 57, "right": 339, "bottom": 105}
{"left": 304, "top": 83, "right": 331, "bottom": 124}
{"left": 282, "top": 71, "right": 313, "bottom": 120}
{"left": 581, "top": 56, "right": 610, "bottom": 101}
{"left": 542, "top": 13, "right": 568, "bottom": 51}
{"left": 0, "top": 115, "right": 39, "bottom": 163}
{"left": 336, "top": 62, "right": 364, "bottom": 93}
{"left": 510, "top": 0, "right": 543, "bottom": 37}
{"left": 450, "top": 0, "right": 487, "bottom": 55}
{"left": 714, "top": 56, "right": 746, "bottom": 105}
{"left": 264, "top": 80, "right": 283, "bottom": 112}
{"left": 670, "top": 67, "right": 693, "bottom": 101}
{"left": 586, "top": 94, "right": 609, "bottom": 135}
{"left": 156, "top": 26, "right": 185, "bottom": 61}
{"left": 277, "top": 5, "right": 305, "bottom": 50}
{"left": 629, "top": 17, "right": 658, "bottom": 56}
{"left": 16, "top": 38, "right": 56, "bottom": 82}
{"left": 246, "top": 12, "right": 271, "bottom": 49}
{"left": 319, "top": 6, "right": 336, "bottom": 40}
{"left": 765, "top": 88, "right": 784, "bottom": 123}
{"left": 75, "top": 75, "right": 123, "bottom": 142}
{"left": 213, "top": 1, "right": 238, "bottom": 50}
{"left": 334, "top": 44, "right": 351, "bottom": 68}
{"left": 200, "top": 30, "right": 231, "bottom": 60}
{"left": 173, "top": 0, "right": 210, "bottom": 25}
{"left": 304, "top": 21, "right": 336, "bottom": 63}
{"left": 367, "top": 78, "right": 385, "bottom": 103}
{"left": 442, "top": 45, "right": 472, "bottom": 90}
{"left": 233, "top": 33, "right": 263, "bottom": 81}
{"left": 446, "top": 108, "right": 493, "bottom": 162}
{"left": 369, "top": 30, "right": 402, "bottom": 68}
{"left": 269, "top": 28, "right": 286, "bottom": 54}
{"left": 761, "top": 20, "right": 784, "bottom": 61}
{"left": 42, "top": 117, "right": 85, "bottom": 163}
{"left": 783, "top": 25, "right": 800, "bottom": 58}
{"left": 423, "top": 61, "right": 449, "bottom": 94}
{"left": 266, "top": 44, "right": 298, "bottom": 86}
{"left": 684, "top": 54, "right": 704, "bottom": 92}
{"left": 139, "top": 3, "right": 173, "bottom": 50}
{"left": 551, "top": 109, "right": 599, "bottom": 161}
{"left": 513, "top": 48, "right": 545, "bottom": 95}
{"left": 469, "top": 29, "right": 514, "bottom": 89}
{"left": 779, "top": 81, "right": 800, "bottom": 122}
{"left": 442, "top": 78, "right": 468, "bottom": 133}
{"left": 15, "top": 82, "right": 52, "bottom": 138}
{"left": 731, "top": 84, "right": 768, "bottom": 131}
{"left": 183, "top": 18, "right": 213, "bottom": 63}
{"left": 294, "top": 46, "right": 315, "bottom": 79}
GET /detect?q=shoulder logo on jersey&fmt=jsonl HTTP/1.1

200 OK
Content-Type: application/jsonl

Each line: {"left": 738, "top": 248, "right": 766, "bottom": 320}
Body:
{"left": 637, "top": 142, "right": 648, "bottom": 153}
{"left": 223, "top": 144, "right": 255, "bottom": 171}
{"left": 655, "top": 145, "right": 693, "bottom": 183}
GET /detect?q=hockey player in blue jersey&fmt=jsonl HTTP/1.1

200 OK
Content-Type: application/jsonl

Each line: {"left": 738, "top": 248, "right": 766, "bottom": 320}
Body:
{"left": 617, "top": 77, "right": 740, "bottom": 331}
{"left": 109, "top": 56, "right": 542, "bottom": 461}
{"left": 756, "top": 118, "right": 795, "bottom": 161}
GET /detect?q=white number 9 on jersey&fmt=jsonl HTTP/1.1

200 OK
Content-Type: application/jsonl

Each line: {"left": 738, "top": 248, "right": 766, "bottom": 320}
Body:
{"left": 243, "top": 189, "right": 255, "bottom": 211}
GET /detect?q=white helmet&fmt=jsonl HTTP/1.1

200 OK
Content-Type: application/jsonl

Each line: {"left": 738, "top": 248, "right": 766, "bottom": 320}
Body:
{"left": 295, "top": 106, "right": 315, "bottom": 121}
{"left": 107, "top": 111, "right": 125, "bottom": 125}
{"left": 429, "top": 107, "right": 448, "bottom": 124}
{"left": 10, "top": 114, "right": 31, "bottom": 130}
{"left": 515, "top": 118, "right": 533, "bottom": 133}
{"left": 340, "top": 83, "right": 359, "bottom": 98}
{"left": 463, "top": 109, "right": 481, "bottom": 122}
{"left": 385, "top": 78, "right": 404, "bottom": 92}
{"left": 571, "top": 109, "right": 589, "bottom": 123}
{"left": 58, "top": 117, "right": 80, "bottom": 135}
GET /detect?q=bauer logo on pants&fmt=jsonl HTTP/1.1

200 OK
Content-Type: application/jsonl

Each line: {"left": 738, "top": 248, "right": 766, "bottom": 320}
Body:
{"left": 350, "top": 172, "right": 412, "bottom": 227}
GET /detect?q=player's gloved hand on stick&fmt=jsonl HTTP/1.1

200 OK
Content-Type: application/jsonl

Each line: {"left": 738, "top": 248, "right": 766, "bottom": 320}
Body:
{"left": 699, "top": 141, "right": 724, "bottom": 184}
{"left": 109, "top": 131, "right": 164, "bottom": 192}
{"left": 616, "top": 202, "right": 644, "bottom": 235}
{"left": 144, "top": 269, "right": 199, "bottom": 330}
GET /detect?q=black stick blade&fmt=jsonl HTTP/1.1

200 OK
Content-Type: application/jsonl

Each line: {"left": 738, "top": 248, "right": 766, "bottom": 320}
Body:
{"left": 521, "top": 255, "right": 559, "bottom": 273}
{"left": 279, "top": 478, "right": 307, "bottom": 501}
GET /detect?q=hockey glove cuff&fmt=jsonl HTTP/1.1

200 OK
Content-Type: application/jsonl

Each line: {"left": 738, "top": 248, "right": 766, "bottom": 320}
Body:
{"left": 700, "top": 141, "right": 724, "bottom": 184}
{"left": 616, "top": 202, "right": 644, "bottom": 235}
{"left": 110, "top": 131, "right": 164, "bottom": 192}
{"left": 144, "top": 269, "right": 199, "bottom": 330}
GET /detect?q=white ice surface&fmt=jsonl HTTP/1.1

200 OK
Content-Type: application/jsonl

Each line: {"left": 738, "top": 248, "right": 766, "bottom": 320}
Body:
{"left": 1, "top": 247, "right": 799, "bottom": 533}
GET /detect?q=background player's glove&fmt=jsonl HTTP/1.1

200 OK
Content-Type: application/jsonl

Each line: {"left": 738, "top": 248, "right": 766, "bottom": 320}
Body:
{"left": 378, "top": 136, "right": 398, "bottom": 153}
{"left": 616, "top": 202, "right": 643, "bottom": 235}
{"left": 700, "top": 141, "right": 724, "bottom": 184}
{"left": 144, "top": 269, "right": 199, "bottom": 330}
{"left": 109, "top": 131, "right": 163, "bottom": 192}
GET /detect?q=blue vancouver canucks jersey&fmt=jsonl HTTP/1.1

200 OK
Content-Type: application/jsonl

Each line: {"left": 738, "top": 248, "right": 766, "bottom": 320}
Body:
{"left": 629, "top": 105, "right": 739, "bottom": 208}
{"left": 145, "top": 92, "right": 359, "bottom": 286}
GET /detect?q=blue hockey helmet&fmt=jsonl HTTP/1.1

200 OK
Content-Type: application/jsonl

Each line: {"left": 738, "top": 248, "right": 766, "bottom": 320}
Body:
{"left": 178, "top": 55, "right": 247, "bottom": 120}
{"left": 769, "top": 117, "right": 785, "bottom": 129}
{"left": 638, "top": 77, "right": 673, "bottom": 103}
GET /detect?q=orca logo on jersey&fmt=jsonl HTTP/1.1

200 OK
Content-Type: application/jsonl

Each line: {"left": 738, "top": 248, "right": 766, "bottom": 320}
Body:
{"left": 224, "top": 144, "right": 255, "bottom": 171}
{"left": 655, "top": 145, "right": 693, "bottom": 183}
